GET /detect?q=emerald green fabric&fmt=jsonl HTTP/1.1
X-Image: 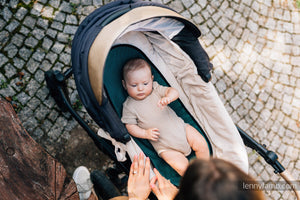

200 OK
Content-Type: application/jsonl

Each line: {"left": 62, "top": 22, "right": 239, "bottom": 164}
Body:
{"left": 104, "top": 45, "right": 211, "bottom": 186}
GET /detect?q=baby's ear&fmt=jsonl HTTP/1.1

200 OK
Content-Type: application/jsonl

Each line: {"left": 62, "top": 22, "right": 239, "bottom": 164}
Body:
{"left": 122, "top": 80, "right": 127, "bottom": 90}
{"left": 151, "top": 75, "right": 154, "bottom": 80}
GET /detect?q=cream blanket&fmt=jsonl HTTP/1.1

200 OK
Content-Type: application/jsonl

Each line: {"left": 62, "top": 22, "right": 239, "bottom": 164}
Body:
{"left": 111, "top": 19, "right": 249, "bottom": 173}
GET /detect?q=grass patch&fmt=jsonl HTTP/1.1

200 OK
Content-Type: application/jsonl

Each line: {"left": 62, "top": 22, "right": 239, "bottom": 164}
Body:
{"left": 0, "top": 80, "right": 8, "bottom": 89}
{"left": 72, "top": 99, "right": 83, "bottom": 110}
{"left": 17, "top": 1, "right": 34, "bottom": 9}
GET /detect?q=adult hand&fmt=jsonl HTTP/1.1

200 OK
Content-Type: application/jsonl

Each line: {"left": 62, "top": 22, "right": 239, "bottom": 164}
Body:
{"left": 128, "top": 153, "right": 151, "bottom": 200}
{"left": 150, "top": 168, "right": 178, "bottom": 200}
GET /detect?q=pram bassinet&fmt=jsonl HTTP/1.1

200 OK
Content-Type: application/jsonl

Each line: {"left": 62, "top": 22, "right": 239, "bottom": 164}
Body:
{"left": 45, "top": 0, "right": 296, "bottom": 196}
{"left": 71, "top": 0, "right": 249, "bottom": 183}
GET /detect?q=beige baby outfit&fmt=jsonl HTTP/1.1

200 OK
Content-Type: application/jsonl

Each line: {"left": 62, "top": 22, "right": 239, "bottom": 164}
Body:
{"left": 121, "top": 81, "right": 191, "bottom": 156}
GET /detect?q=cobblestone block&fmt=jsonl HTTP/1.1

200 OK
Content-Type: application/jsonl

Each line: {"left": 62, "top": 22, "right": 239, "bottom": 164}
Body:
{"left": 18, "top": 47, "right": 31, "bottom": 60}
{"left": 46, "top": 28, "right": 58, "bottom": 38}
{"left": 281, "top": 102, "right": 292, "bottom": 115}
{"left": 32, "top": 49, "right": 46, "bottom": 62}
{"left": 54, "top": 11, "right": 66, "bottom": 23}
{"left": 22, "top": 0, "right": 32, "bottom": 5}
{"left": 230, "top": 95, "right": 243, "bottom": 109}
{"left": 93, "top": 0, "right": 103, "bottom": 7}
{"left": 45, "top": 52, "right": 58, "bottom": 64}
{"left": 40, "top": 119, "right": 53, "bottom": 133}
{"left": 13, "top": 57, "right": 25, "bottom": 69}
{"left": 19, "top": 26, "right": 30, "bottom": 36}
{"left": 182, "top": 0, "right": 194, "bottom": 8}
{"left": 0, "top": 19, "right": 5, "bottom": 32}
{"left": 36, "top": 18, "right": 48, "bottom": 30}
{"left": 16, "top": 92, "right": 30, "bottom": 105}
{"left": 66, "top": 15, "right": 77, "bottom": 25}
{"left": 36, "top": 86, "right": 50, "bottom": 101}
{"left": 247, "top": 19, "right": 259, "bottom": 33}
{"left": 6, "top": 19, "right": 19, "bottom": 32}
{"left": 52, "top": 62, "right": 64, "bottom": 72}
{"left": 4, "top": 63, "right": 16, "bottom": 79}
{"left": 32, "top": 28, "right": 45, "bottom": 40}
{"left": 35, "top": 104, "right": 49, "bottom": 119}
{"left": 189, "top": 3, "right": 200, "bottom": 15}
{"left": 237, "top": 119, "right": 250, "bottom": 130}
{"left": 3, "top": 43, "right": 17, "bottom": 58}
{"left": 51, "top": 21, "right": 64, "bottom": 31}
{"left": 35, "top": 69, "right": 45, "bottom": 83}
{"left": 25, "top": 36, "right": 38, "bottom": 48}
{"left": 15, "top": 7, "right": 28, "bottom": 21}
{"left": 59, "top": 52, "right": 71, "bottom": 65}
{"left": 31, "top": 2, "right": 43, "bottom": 16}
{"left": 33, "top": 127, "right": 44, "bottom": 139}
{"left": 59, "top": 2, "right": 73, "bottom": 13}
{"left": 26, "top": 79, "right": 40, "bottom": 96}
{"left": 48, "top": 125, "right": 63, "bottom": 140}
{"left": 168, "top": 0, "right": 184, "bottom": 12}
{"left": 49, "top": 0, "right": 60, "bottom": 8}
{"left": 27, "top": 97, "right": 41, "bottom": 110}
{"left": 23, "top": 16, "right": 37, "bottom": 29}
{"left": 26, "top": 59, "right": 40, "bottom": 74}
{"left": 17, "top": 106, "right": 34, "bottom": 123}
{"left": 42, "top": 6, "right": 54, "bottom": 18}
{"left": 2, "top": 7, "right": 12, "bottom": 22}
{"left": 215, "top": 79, "right": 226, "bottom": 93}
{"left": 48, "top": 110, "right": 59, "bottom": 122}
{"left": 63, "top": 25, "right": 77, "bottom": 34}
{"left": 52, "top": 42, "right": 65, "bottom": 54}
{"left": 42, "top": 37, "right": 53, "bottom": 51}
{"left": 81, "top": 5, "right": 96, "bottom": 16}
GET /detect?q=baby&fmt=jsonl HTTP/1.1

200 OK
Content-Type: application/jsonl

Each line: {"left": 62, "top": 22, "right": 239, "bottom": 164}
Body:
{"left": 121, "top": 58, "right": 209, "bottom": 176}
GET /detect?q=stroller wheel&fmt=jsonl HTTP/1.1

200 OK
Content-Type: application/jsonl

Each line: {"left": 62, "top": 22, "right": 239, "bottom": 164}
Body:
{"left": 90, "top": 170, "right": 121, "bottom": 200}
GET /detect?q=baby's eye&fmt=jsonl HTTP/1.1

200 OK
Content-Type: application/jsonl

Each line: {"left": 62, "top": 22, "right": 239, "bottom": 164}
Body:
{"left": 131, "top": 84, "right": 137, "bottom": 87}
{"left": 143, "top": 82, "right": 148, "bottom": 86}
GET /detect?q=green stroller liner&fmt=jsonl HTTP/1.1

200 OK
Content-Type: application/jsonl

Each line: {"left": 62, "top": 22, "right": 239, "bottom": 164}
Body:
{"left": 104, "top": 45, "right": 212, "bottom": 186}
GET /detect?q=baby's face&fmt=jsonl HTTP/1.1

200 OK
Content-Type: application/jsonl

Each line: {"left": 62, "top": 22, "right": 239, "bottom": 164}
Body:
{"left": 124, "top": 66, "right": 153, "bottom": 100}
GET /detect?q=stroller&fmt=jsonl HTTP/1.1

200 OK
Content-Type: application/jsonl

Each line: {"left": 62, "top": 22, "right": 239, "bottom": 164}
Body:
{"left": 45, "top": 0, "right": 299, "bottom": 198}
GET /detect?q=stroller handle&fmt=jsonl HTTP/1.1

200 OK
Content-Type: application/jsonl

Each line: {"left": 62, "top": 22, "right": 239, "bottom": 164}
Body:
{"left": 237, "top": 126, "right": 285, "bottom": 174}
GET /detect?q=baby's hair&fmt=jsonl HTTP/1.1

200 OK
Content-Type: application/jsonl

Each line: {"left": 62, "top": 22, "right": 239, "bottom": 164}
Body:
{"left": 123, "top": 58, "right": 151, "bottom": 80}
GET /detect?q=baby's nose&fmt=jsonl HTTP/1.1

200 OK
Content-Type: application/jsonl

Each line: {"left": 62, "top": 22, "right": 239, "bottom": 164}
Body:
{"left": 137, "top": 85, "right": 143, "bottom": 90}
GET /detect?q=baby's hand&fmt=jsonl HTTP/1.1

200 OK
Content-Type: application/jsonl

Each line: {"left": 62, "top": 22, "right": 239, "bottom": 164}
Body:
{"left": 145, "top": 128, "right": 160, "bottom": 141}
{"left": 157, "top": 97, "right": 171, "bottom": 110}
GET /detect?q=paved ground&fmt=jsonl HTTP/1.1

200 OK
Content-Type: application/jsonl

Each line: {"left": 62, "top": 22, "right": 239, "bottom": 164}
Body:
{"left": 0, "top": 0, "right": 299, "bottom": 199}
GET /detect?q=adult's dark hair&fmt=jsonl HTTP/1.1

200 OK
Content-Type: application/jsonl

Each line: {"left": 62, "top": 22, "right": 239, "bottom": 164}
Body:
{"left": 174, "top": 159, "right": 265, "bottom": 200}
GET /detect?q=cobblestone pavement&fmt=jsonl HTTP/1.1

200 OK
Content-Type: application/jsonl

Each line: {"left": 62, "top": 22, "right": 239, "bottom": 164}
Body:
{"left": 0, "top": 0, "right": 299, "bottom": 199}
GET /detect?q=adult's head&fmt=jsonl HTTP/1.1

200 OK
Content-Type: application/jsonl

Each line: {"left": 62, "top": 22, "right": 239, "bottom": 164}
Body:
{"left": 174, "top": 158, "right": 265, "bottom": 200}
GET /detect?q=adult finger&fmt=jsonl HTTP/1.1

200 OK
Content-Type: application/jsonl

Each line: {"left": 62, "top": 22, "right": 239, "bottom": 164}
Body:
{"left": 128, "top": 155, "right": 138, "bottom": 183}
{"left": 153, "top": 168, "right": 167, "bottom": 186}
{"left": 138, "top": 152, "right": 145, "bottom": 176}
{"left": 132, "top": 154, "right": 139, "bottom": 175}
{"left": 150, "top": 176, "right": 161, "bottom": 197}
{"left": 144, "top": 156, "right": 151, "bottom": 178}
